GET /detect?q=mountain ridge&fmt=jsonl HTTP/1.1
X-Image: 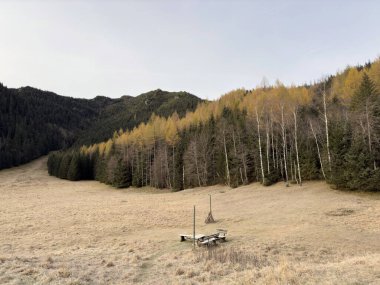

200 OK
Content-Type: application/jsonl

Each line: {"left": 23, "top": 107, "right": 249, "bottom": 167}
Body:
{"left": 0, "top": 83, "right": 202, "bottom": 170}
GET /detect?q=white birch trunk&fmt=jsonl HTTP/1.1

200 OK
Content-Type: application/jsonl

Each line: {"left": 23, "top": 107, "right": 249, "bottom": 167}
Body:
{"left": 223, "top": 130, "right": 231, "bottom": 187}
{"left": 323, "top": 88, "right": 332, "bottom": 172}
{"left": 281, "top": 106, "right": 289, "bottom": 186}
{"left": 266, "top": 123, "right": 270, "bottom": 174}
{"left": 309, "top": 120, "right": 326, "bottom": 179}
{"left": 293, "top": 110, "right": 302, "bottom": 186}
{"left": 256, "top": 109, "right": 265, "bottom": 184}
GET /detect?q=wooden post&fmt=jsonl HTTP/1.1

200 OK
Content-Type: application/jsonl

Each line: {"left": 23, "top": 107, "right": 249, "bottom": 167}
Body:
{"left": 209, "top": 194, "right": 212, "bottom": 214}
{"left": 193, "top": 205, "right": 195, "bottom": 248}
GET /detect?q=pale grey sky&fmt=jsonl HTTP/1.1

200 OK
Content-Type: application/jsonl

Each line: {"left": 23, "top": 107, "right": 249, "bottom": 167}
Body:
{"left": 1, "top": 0, "right": 379, "bottom": 99}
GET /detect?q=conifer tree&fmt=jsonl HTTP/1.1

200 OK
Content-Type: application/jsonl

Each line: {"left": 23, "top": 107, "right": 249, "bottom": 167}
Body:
{"left": 112, "top": 158, "right": 132, "bottom": 188}
{"left": 67, "top": 154, "right": 81, "bottom": 181}
{"left": 351, "top": 73, "right": 380, "bottom": 170}
{"left": 58, "top": 153, "right": 72, "bottom": 179}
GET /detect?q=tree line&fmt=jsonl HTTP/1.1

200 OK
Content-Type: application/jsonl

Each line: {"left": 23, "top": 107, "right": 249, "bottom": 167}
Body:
{"left": 48, "top": 59, "right": 380, "bottom": 191}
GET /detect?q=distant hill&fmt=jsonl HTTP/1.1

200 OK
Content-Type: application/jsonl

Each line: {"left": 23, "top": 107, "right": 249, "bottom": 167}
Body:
{"left": 75, "top": 89, "right": 201, "bottom": 146}
{"left": 0, "top": 84, "right": 202, "bottom": 170}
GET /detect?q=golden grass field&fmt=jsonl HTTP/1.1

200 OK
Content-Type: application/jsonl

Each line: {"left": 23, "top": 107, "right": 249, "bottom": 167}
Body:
{"left": 0, "top": 157, "right": 379, "bottom": 285}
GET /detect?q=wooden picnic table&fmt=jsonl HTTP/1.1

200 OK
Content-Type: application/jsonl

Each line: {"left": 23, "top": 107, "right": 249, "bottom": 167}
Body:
{"left": 179, "top": 229, "right": 228, "bottom": 246}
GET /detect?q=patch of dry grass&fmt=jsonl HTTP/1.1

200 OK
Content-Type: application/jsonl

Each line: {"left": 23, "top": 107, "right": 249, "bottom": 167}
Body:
{"left": 195, "top": 246, "right": 268, "bottom": 269}
{"left": 325, "top": 207, "right": 355, "bottom": 216}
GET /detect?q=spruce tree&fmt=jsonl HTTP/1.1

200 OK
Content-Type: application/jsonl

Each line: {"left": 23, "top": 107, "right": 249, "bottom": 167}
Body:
{"left": 67, "top": 154, "right": 81, "bottom": 181}
{"left": 58, "top": 153, "right": 72, "bottom": 179}
{"left": 112, "top": 159, "right": 131, "bottom": 188}
{"left": 351, "top": 73, "right": 378, "bottom": 110}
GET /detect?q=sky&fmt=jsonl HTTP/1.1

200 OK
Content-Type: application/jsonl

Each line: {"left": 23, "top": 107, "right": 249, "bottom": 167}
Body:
{"left": 0, "top": 0, "right": 380, "bottom": 100}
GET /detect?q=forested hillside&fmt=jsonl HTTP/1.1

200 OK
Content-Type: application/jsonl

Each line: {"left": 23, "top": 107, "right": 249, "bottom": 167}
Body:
{"left": 0, "top": 85, "right": 104, "bottom": 169}
{"left": 75, "top": 89, "right": 201, "bottom": 146}
{"left": 48, "top": 59, "right": 380, "bottom": 191}
{"left": 0, "top": 86, "right": 201, "bottom": 170}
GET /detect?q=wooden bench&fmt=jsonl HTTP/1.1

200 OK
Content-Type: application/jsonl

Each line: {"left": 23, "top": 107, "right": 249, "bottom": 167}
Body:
{"left": 179, "top": 234, "right": 205, "bottom": 242}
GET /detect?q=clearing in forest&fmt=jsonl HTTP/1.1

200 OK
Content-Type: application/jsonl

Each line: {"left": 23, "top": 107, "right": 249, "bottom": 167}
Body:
{"left": 0, "top": 157, "right": 379, "bottom": 284}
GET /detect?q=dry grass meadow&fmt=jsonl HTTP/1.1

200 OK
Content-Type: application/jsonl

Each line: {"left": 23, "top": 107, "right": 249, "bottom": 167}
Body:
{"left": 0, "top": 157, "right": 379, "bottom": 284}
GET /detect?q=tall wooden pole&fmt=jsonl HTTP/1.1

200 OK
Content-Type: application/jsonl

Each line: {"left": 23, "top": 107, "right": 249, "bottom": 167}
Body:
{"left": 209, "top": 194, "right": 212, "bottom": 214}
{"left": 193, "top": 205, "right": 195, "bottom": 248}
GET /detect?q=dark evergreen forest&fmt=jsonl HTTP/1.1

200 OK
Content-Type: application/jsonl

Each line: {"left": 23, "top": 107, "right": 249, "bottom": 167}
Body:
{"left": 0, "top": 85, "right": 201, "bottom": 170}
